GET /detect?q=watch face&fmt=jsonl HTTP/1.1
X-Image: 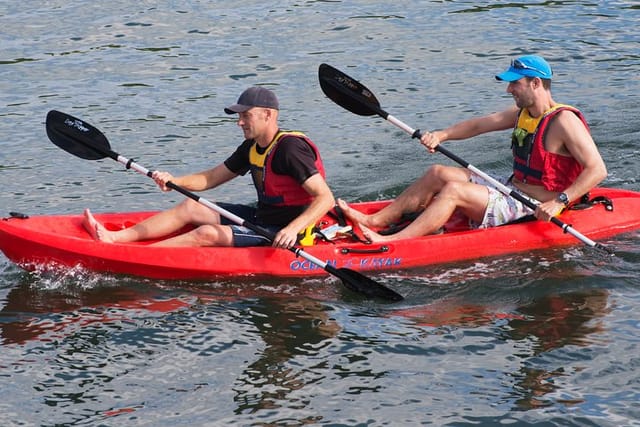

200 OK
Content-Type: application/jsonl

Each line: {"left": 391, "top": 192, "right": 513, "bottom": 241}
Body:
{"left": 558, "top": 193, "right": 569, "bottom": 205}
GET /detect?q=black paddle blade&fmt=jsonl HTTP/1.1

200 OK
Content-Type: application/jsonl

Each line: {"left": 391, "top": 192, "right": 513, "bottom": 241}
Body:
{"left": 46, "top": 110, "right": 111, "bottom": 160}
{"left": 318, "top": 63, "right": 383, "bottom": 117}
{"left": 327, "top": 265, "right": 403, "bottom": 302}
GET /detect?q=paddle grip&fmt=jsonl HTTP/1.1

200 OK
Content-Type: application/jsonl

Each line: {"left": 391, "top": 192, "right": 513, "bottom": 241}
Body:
{"left": 411, "top": 128, "right": 471, "bottom": 169}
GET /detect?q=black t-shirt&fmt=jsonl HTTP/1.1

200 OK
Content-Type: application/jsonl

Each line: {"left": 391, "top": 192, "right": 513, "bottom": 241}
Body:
{"left": 223, "top": 135, "right": 320, "bottom": 225}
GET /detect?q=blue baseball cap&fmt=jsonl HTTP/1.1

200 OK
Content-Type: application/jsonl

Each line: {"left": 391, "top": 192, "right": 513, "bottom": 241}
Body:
{"left": 495, "top": 55, "right": 553, "bottom": 82}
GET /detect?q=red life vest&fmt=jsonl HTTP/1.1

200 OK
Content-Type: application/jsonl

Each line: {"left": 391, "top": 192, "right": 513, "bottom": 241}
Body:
{"left": 512, "top": 105, "right": 589, "bottom": 192}
{"left": 249, "top": 131, "right": 325, "bottom": 207}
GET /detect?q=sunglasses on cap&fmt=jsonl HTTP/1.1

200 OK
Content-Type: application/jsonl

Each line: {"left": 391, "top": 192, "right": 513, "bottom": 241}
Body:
{"left": 511, "top": 59, "right": 547, "bottom": 77}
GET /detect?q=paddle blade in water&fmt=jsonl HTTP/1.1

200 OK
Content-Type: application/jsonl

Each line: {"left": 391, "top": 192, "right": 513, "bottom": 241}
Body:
{"left": 326, "top": 264, "right": 403, "bottom": 302}
{"left": 318, "top": 63, "right": 382, "bottom": 117}
{"left": 46, "top": 110, "right": 111, "bottom": 160}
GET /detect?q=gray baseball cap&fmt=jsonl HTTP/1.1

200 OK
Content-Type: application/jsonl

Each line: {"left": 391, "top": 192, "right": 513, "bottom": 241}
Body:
{"left": 224, "top": 87, "right": 279, "bottom": 114}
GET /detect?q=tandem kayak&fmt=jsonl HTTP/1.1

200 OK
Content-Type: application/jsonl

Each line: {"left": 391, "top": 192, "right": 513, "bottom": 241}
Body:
{"left": 1, "top": 187, "right": 639, "bottom": 280}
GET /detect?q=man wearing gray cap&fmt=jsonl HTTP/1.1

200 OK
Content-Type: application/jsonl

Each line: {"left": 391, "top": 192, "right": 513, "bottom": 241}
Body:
{"left": 83, "top": 86, "right": 335, "bottom": 248}
{"left": 336, "top": 55, "right": 607, "bottom": 242}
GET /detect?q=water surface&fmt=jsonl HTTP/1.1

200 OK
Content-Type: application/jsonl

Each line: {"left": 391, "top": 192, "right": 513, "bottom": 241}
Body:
{"left": 1, "top": 1, "right": 639, "bottom": 425}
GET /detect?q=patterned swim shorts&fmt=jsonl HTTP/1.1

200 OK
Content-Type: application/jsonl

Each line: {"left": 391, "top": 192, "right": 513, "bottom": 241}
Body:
{"left": 470, "top": 175, "right": 536, "bottom": 229}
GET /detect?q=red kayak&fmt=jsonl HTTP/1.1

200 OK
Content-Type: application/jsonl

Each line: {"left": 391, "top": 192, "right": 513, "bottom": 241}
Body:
{"left": 1, "top": 187, "right": 639, "bottom": 280}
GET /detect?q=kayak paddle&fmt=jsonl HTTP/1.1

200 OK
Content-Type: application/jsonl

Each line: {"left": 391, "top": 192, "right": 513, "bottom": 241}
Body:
{"left": 45, "top": 110, "right": 404, "bottom": 302}
{"left": 318, "top": 63, "right": 613, "bottom": 255}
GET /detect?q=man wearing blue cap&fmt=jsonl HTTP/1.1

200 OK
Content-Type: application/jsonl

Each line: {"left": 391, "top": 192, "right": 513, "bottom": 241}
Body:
{"left": 83, "top": 87, "right": 335, "bottom": 248}
{"left": 337, "top": 55, "right": 608, "bottom": 242}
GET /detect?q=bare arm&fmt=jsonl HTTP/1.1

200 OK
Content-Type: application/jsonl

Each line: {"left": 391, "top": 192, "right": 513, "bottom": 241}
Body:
{"left": 152, "top": 163, "right": 239, "bottom": 192}
{"left": 272, "top": 173, "right": 335, "bottom": 248}
{"left": 553, "top": 111, "right": 607, "bottom": 202}
{"left": 421, "top": 106, "right": 519, "bottom": 152}
{"left": 534, "top": 110, "right": 608, "bottom": 220}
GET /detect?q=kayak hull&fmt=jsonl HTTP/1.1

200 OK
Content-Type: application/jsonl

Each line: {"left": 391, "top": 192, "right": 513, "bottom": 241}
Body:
{"left": 1, "top": 188, "right": 639, "bottom": 279}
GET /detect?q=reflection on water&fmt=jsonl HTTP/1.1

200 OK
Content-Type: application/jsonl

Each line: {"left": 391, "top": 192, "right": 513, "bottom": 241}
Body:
{"left": 509, "top": 289, "right": 610, "bottom": 353}
{"left": 233, "top": 298, "right": 340, "bottom": 418}
{"left": 0, "top": 273, "right": 617, "bottom": 424}
{"left": 508, "top": 289, "right": 611, "bottom": 411}
{"left": 0, "top": 275, "right": 191, "bottom": 345}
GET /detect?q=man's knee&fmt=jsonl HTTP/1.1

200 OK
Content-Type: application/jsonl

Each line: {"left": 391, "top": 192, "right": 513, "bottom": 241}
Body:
{"left": 193, "top": 224, "right": 229, "bottom": 245}
{"left": 424, "top": 164, "right": 446, "bottom": 179}
{"left": 439, "top": 180, "right": 468, "bottom": 200}
{"left": 177, "top": 198, "right": 215, "bottom": 219}
{"left": 423, "top": 164, "right": 461, "bottom": 184}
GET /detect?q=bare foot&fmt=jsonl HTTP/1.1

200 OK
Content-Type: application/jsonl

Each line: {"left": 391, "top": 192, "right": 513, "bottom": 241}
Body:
{"left": 82, "top": 209, "right": 115, "bottom": 243}
{"left": 336, "top": 198, "right": 373, "bottom": 227}
{"left": 358, "top": 223, "right": 394, "bottom": 243}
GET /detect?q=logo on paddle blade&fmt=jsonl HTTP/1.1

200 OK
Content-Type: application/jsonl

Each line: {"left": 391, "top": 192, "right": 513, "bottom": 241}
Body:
{"left": 64, "top": 118, "right": 89, "bottom": 133}
{"left": 335, "top": 75, "right": 358, "bottom": 90}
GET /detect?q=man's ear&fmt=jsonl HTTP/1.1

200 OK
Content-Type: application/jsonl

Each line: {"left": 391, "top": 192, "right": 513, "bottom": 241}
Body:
{"left": 532, "top": 77, "right": 542, "bottom": 89}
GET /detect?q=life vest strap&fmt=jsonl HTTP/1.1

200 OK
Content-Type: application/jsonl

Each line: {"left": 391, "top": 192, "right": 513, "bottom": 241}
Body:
{"left": 513, "top": 160, "right": 543, "bottom": 181}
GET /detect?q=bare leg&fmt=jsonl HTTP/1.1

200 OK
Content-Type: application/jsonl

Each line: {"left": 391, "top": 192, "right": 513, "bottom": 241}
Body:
{"left": 338, "top": 165, "right": 472, "bottom": 229}
{"left": 83, "top": 198, "right": 222, "bottom": 244}
{"left": 150, "top": 223, "right": 234, "bottom": 247}
{"left": 351, "top": 179, "right": 490, "bottom": 243}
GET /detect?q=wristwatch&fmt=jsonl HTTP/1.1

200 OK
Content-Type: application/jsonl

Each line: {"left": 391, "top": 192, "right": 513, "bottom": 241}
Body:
{"left": 556, "top": 192, "right": 570, "bottom": 207}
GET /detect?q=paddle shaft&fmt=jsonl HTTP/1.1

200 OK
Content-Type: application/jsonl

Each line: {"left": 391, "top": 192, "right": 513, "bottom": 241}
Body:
{"left": 377, "top": 108, "right": 611, "bottom": 253}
